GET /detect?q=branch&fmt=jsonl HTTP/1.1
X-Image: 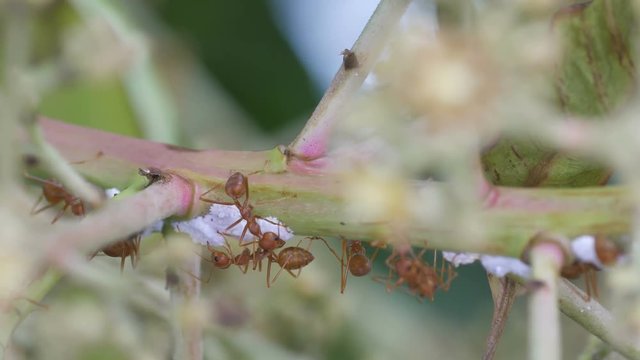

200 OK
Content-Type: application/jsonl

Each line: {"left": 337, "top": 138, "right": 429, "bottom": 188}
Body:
{"left": 287, "top": 0, "right": 412, "bottom": 163}
{"left": 45, "top": 172, "right": 194, "bottom": 269}
{"left": 35, "top": 118, "right": 633, "bottom": 258}
{"left": 560, "top": 281, "right": 640, "bottom": 360}
{"left": 528, "top": 241, "right": 566, "bottom": 360}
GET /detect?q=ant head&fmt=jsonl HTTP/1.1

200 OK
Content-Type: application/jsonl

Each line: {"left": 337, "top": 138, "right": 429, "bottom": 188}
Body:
{"left": 212, "top": 252, "right": 232, "bottom": 269}
{"left": 349, "top": 254, "right": 371, "bottom": 277}
{"left": 259, "top": 232, "right": 281, "bottom": 250}
{"left": 225, "top": 172, "right": 248, "bottom": 199}
{"left": 349, "top": 240, "right": 365, "bottom": 254}
{"left": 594, "top": 235, "right": 621, "bottom": 266}
{"left": 71, "top": 201, "right": 85, "bottom": 217}
{"left": 395, "top": 258, "right": 413, "bottom": 276}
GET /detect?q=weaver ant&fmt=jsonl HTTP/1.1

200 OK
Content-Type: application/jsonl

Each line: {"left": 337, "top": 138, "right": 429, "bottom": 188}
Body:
{"left": 268, "top": 237, "right": 340, "bottom": 288}
{"left": 89, "top": 233, "right": 141, "bottom": 272}
{"left": 561, "top": 235, "right": 621, "bottom": 301}
{"left": 376, "top": 245, "right": 456, "bottom": 302}
{"left": 340, "top": 238, "right": 383, "bottom": 293}
{"left": 24, "top": 174, "right": 85, "bottom": 223}
{"left": 200, "top": 172, "right": 272, "bottom": 243}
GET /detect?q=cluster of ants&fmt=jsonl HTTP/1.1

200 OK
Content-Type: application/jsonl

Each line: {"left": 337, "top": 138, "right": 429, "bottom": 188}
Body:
{"left": 198, "top": 172, "right": 457, "bottom": 300}
{"left": 25, "top": 170, "right": 615, "bottom": 302}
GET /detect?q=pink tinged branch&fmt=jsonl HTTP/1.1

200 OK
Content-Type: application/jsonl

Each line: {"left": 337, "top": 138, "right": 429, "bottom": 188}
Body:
{"left": 287, "top": 0, "right": 412, "bottom": 162}
{"left": 45, "top": 173, "right": 194, "bottom": 268}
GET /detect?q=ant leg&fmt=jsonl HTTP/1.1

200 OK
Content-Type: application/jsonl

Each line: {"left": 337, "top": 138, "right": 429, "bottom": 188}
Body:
{"left": 369, "top": 246, "right": 381, "bottom": 263}
{"left": 30, "top": 195, "right": 50, "bottom": 215}
{"left": 590, "top": 270, "right": 599, "bottom": 300}
{"left": 308, "top": 237, "right": 341, "bottom": 263}
{"left": 199, "top": 183, "right": 223, "bottom": 202}
{"left": 267, "top": 256, "right": 274, "bottom": 288}
{"left": 340, "top": 238, "right": 348, "bottom": 294}
{"left": 51, "top": 203, "right": 70, "bottom": 224}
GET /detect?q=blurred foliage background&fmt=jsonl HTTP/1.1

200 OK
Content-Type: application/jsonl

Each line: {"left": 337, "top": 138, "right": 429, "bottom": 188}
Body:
{"left": 7, "top": 0, "right": 617, "bottom": 359}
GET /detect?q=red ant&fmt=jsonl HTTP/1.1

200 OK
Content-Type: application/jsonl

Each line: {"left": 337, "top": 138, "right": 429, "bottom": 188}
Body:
{"left": 24, "top": 174, "right": 85, "bottom": 223}
{"left": 197, "top": 238, "right": 255, "bottom": 283}
{"left": 267, "top": 236, "right": 340, "bottom": 288}
{"left": 200, "top": 172, "right": 274, "bottom": 243}
{"left": 561, "top": 235, "right": 621, "bottom": 301}
{"left": 89, "top": 233, "right": 141, "bottom": 272}
{"left": 376, "top": 245, "right": 456, "bottom": 301}
{"left": 340, "top": 238, "right": 383, "bottom": 293}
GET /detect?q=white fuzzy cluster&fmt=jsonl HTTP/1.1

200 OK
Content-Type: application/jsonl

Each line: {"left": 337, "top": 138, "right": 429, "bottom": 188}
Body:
{"left": 172, "top": 204, "right": 294, "bottom": 247}
{"left": 443, "top": 251, "right": 531, "bottom": 278}
{"left": 570, "top": 235, "right": 603, "bottom": 268}
{"left": 442, "top": 234, "right": 616, "bottom": 278}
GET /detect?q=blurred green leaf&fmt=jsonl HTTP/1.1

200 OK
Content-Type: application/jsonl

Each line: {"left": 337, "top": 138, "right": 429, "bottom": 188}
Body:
{"left": 482, "top": 0, "right": 635, "bottom": 187}
{"left": 39, "top": 79, "right": 141, "bottom": 137}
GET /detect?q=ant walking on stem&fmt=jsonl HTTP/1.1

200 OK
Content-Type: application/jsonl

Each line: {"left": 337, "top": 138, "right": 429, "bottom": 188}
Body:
{"left": 89, "top": 233, "right": 141, "bottom": 273}
{"left": 561, "top": 235, "right": 621, "bottom": 301}
{"left": 340, "top": 238, "right": 384, "bottom": 293}
{"left": 200, "top": 171, "right": 278, "bottom": 244}
{"left": 267, "top": 236, "right": 341, "bottom": 288}
{"left": 24, "top": 174, "right": 85, "bottom": 223}
{"left": 376, "top": 244, "right": 456, "bottom": 302}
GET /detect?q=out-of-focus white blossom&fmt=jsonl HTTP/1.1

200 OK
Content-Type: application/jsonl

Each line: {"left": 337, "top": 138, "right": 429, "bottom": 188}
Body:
{"left": 172, "top": 204, "right": 293, "bottom": 247}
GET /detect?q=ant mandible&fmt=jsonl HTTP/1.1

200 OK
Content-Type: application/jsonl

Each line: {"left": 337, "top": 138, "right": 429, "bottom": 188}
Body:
{"left": 25, "top": 174, "right": 85, "bottom": 223}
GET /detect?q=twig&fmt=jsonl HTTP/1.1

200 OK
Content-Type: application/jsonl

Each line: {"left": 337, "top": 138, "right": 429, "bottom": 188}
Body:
{"left": 287, "top": 0, "right": 412, "bottom": 162}
{"left": 1, "top": 0, "right": 31, "bottom": 190}
{"left": 528, "top": 241, "right": 565, "bottom": 360}
{"left": 559, "top": 280, "right": 640, "bottom": 360}
{"left": 35, "top": 118, "right": 634, "bottom": 257}
{"left": 168, "top": 249, "right": 203, "bottom": 360}
{"left": 45, "top": 172, "right": 194, "bottom": 267}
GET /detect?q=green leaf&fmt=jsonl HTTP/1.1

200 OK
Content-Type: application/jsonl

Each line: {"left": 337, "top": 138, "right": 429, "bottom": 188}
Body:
{"left": 482, "top": 0, "right": 635, "bottom": 187}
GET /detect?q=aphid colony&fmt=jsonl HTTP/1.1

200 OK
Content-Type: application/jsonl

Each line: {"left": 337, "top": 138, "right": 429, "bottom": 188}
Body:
{"left": 25, "top": 170, "right": 621, "bottom": 301}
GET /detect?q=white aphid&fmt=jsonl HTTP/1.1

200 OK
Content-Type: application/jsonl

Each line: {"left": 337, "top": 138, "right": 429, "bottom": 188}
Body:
{"left": 104, "top": 188, "right": 120, "bottom": 198}
{"left": 480, "top": 255, "right": 531, "bottom": 278}
{"left": 172, "top": 204, "right": 294, "bottom": 247}
{"left": 570, "top": 235, "right": 603, "bottom": 268}
{"left": 442, "top": 251, "right": 480, "bottom": 267}
{"left": 443, "top": 251, "right": 531, "bottom": 278}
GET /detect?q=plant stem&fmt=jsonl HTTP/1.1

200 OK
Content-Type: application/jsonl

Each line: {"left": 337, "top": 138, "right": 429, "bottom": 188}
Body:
{"left": 528, "top": 242, "right": 565, "bottom": 360}
{"left": 167, "top": 236, "right": 203, "bottom": 360}
{"left": 1, "top": 0, "right": 31, "bottom": 192}
{"left": 560, "top": 281, "right": 640, "bottom": 360}
{"left": 45, "top": 172, "right": 194, "bottom": 265}
{"left": 35, "top": 118, "right": 633, "bottom": 257}
{"left": 287, "top": 0, "right": 412, "bottom": 162}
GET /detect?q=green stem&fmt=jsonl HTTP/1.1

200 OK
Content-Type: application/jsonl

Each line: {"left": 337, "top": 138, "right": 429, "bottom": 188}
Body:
{"left": 0, "top": 270, "right": 62, "bottom": 355}
{"left": 35, "top": 118, "right": 633, "bottom": 257}
{"left": 528, "top": 242, "right": 564, "bottom": 360}
{"left": 287, "top": 0, "right": 412, "bottom": 162}
{"left": 560, "top": 281, "right": 640, "bottom": 360}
